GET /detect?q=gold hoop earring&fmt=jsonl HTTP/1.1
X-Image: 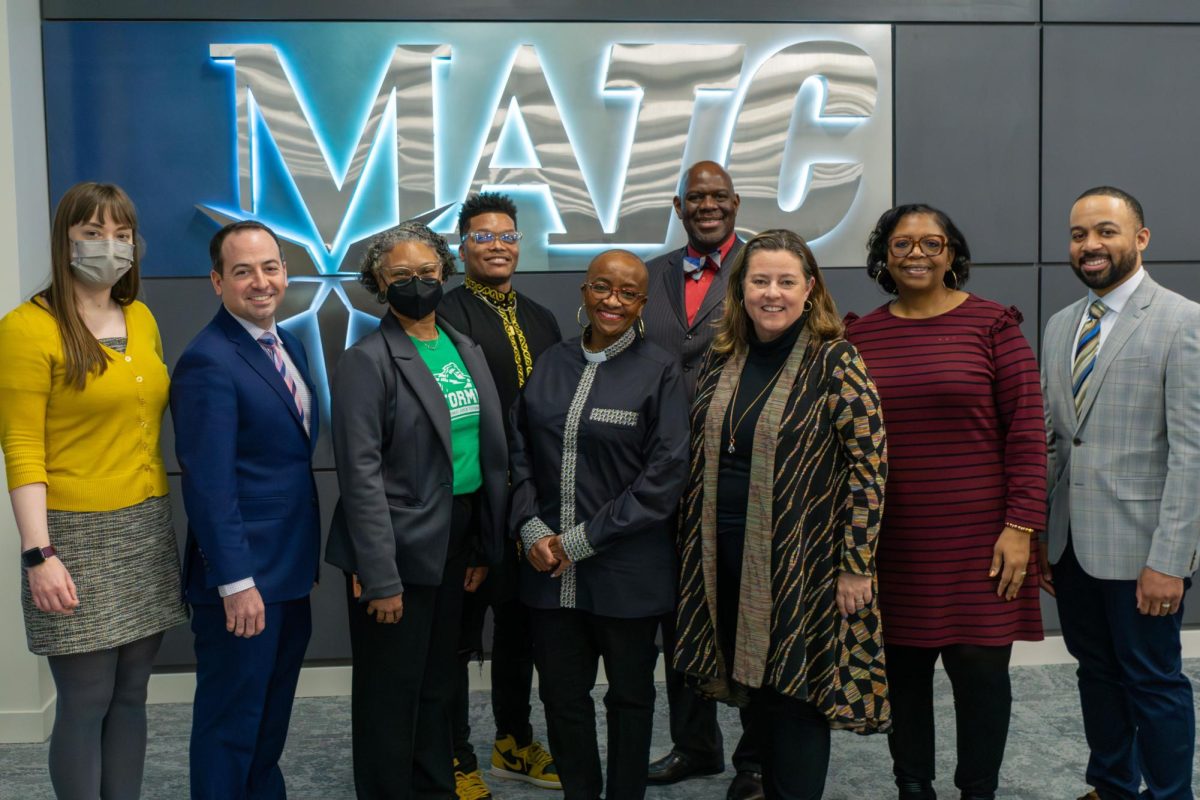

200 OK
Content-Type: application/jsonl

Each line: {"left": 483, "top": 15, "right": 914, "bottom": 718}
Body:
{"left": 803, "top": 300, "right": 813, "bottom": 311}
{"left": 945, "top": 269, "right": 960, "bottom": 290}
{"left": 576, "top": 305, "right": 588, "bottom": 330}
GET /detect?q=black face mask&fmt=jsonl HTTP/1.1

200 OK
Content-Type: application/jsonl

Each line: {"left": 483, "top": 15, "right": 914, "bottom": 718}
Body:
{"left": 386, "top": 277, "right": 443, "bottom": 320}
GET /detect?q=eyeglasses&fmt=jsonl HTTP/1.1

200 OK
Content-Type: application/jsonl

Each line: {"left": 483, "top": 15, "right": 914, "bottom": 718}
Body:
{"left": 582, "top": 281, "right": 647, "bottom": 305}
{"left": 383, "top": 263, "right": 441, "bottom": 285}
{"left": 888, "top": 234, "right": 947, "bottom": 258}
{"left": 462, "top": 231, "right": 523, "bottom": 245}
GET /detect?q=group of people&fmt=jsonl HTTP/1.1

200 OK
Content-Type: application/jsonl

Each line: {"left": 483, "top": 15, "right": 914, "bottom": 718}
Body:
{"left": 1, "top": 164, "right": 1195, "bottom": 800}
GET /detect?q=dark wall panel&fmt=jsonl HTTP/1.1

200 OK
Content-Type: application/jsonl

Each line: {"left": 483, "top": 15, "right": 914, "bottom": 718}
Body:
{"left": 1041, "top": 26, "right": 1200, "bottom": 264}
{"left": 1045, "top": 1, "right": 1200, "bottom": 23}
{"left": 895, "top": 25, "right": 1040, "bottom": 265}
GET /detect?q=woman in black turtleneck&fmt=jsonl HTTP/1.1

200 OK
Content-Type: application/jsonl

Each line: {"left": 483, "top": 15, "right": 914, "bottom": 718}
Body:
{"left": 673, "top": 229, "right": 891, "bottom": 800}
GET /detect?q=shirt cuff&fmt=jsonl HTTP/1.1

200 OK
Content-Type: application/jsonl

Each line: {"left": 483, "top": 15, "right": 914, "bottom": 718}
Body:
{"left": 560, "top": 522, "right": 596, "bottom": 563}
{"left": 218, "top": 577, "right": 256, "bottom": 597}
{"left": 520, "top": 517, "right": 555, "bottom": 553}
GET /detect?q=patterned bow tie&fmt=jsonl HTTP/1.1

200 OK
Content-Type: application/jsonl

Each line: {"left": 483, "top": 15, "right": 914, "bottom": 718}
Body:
{"left": 683, "top": 254, "right": 718, "bottom": 281}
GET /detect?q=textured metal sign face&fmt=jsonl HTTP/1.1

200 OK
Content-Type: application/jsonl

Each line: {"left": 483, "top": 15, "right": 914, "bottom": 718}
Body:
{"left": 43, "top": 21, "right": 891, "bottom": 412}
{"left": 200, "top": 24, "right": 890, "bottom": 273}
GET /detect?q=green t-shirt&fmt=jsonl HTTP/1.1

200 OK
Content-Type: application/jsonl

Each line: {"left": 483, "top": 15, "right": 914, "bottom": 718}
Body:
{"left": 411, "top": 329, "right": 483, "bottom": 495}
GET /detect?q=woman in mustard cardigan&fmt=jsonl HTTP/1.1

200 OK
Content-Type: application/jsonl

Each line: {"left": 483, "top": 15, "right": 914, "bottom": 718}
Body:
{"left": 0, "top": 182, "right": 187, "bottom": 799}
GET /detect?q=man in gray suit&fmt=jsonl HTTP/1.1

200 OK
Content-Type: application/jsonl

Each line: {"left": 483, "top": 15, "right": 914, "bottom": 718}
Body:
{"left": 1041, "top": 186, "right": 1198, "bottom": 800}
{"left": 643, "top": 161, "right": 762, "bottom": 800}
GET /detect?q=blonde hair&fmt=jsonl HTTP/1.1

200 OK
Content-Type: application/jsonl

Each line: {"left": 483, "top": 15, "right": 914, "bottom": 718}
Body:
{"left": 40, "top": 182, "right": 141, "bottom": 390}
{"left": 711, "top": 228, "right": 843, "bottom": 355}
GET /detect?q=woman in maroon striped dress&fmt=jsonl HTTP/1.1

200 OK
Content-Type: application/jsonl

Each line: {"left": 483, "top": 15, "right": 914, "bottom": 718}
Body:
{"left": 844, "top": 204, "right": 1046, "bottom": 800}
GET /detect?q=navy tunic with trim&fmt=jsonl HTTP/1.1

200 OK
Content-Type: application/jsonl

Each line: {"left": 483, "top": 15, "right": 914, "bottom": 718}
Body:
{"left": 508, "top": 329, "right": 689, "bottom": 618}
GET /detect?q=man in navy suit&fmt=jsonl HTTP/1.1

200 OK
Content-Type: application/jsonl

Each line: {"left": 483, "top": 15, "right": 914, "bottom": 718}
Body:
{"left": 172, "top": 220, "right": 320, "bottom": 800}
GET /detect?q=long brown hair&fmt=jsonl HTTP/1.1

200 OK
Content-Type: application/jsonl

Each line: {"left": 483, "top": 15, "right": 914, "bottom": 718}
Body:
{"left": 711, "top": 228, "right": 843, "bottom": 355}
{"left": 40, "top": 183, "right": 141, "bottom": 390}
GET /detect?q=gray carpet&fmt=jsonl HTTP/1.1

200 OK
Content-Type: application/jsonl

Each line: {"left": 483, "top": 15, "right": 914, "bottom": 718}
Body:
{"left": 2, "top": 660, "right": 1197, "bottom": 799}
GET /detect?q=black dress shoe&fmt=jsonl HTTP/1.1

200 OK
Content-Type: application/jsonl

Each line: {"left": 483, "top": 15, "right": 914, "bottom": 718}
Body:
{"left": 646, "top": 750, "right": 724, "bottom": 785}
{"left": 726, "top": 770, "right": 765, "bottom": 800}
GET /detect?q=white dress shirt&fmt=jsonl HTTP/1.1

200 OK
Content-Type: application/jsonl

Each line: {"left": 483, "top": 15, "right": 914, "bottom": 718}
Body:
{"left": 1072, "top": 265, "right": 1146, "bottom": 357}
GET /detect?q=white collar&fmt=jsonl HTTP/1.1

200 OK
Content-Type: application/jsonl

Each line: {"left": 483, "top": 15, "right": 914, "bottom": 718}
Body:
{"left": 231, "top": 313, "right": 279, "bottom": 343}
{"left": 580, "top": 326, "right": 636, "bottom": 363}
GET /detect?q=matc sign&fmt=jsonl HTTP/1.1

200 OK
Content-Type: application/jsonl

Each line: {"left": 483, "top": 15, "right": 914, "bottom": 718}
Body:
{"left": 198, "top": 23, "right": 891, "bottom": 273}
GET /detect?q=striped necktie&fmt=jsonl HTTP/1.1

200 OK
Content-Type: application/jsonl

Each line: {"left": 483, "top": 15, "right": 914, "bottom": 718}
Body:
{"left": 1071, "top": 299, "right": 1107, "bottom": 415}
{"left": 259, "top": 333, "right": 305, "bottom": 425}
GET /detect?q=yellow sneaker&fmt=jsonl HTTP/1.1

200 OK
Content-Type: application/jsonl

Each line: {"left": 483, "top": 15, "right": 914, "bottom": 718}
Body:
{"left": 489, "top": 734, "right": 561, "bottom": 789}
{"left": 454, "top": 757, "right": 493, "bottom": 800}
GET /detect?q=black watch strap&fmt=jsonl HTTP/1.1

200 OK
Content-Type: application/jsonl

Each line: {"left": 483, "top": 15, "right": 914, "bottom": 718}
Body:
{"left": 21, "top": 545, "right": 56, "bottom": 569}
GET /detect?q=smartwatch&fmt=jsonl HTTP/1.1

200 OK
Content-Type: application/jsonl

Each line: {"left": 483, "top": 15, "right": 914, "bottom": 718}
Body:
{"left": 20, "top": 545, "right": 57, "bottom": 569}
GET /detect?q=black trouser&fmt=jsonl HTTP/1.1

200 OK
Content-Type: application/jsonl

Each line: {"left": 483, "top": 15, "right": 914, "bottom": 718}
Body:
{"left": 346, "top": 494, "right": 473, "bottom": 800}
{"left": 530, "top": 608, "right": 659, "bottom": 800}
{"left": 660, "top": 518, "right": 762, "bottom": 774}
{"left": 741, "top": 689, "right": 831, "bottom": 800}
{"left": 452, "top": 594, "right": 536, "bottom": 772}
{"left": 660, "top": 609, "right": 723, "bottom": 765}
{"left": 715, "top": 520, "right": 830, "bottom": 798}
{"left": 660, "top": 611, "right": 760, "bottom": 772}
{"left": 885, "top": 642, "right": 1014, "bottom": 799}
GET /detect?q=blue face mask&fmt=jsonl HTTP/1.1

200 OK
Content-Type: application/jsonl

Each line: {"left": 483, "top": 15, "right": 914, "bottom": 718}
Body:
{"left": 70, "top": 239, "right": 135, "bottom": 288}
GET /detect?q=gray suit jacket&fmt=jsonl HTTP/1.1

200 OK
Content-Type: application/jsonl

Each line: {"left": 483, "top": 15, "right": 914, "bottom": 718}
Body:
{"left": 1041, "top": 273, "right": 1200, "bottom": 580}
{"left": 324, "top": 313, "right": 509, "bottom": 601}
{"left": 642, "top": 239, "right": 742, "bottom": 397}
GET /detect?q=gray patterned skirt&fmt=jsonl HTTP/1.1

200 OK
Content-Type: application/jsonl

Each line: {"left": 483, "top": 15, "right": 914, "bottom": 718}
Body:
{"left": 21, "top": 494, "right": 189, "bottom": 656}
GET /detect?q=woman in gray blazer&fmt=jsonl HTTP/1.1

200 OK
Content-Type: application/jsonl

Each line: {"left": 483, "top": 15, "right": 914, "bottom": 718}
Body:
{"left": 325, "top": 220, "right": 509, "bottom": 800}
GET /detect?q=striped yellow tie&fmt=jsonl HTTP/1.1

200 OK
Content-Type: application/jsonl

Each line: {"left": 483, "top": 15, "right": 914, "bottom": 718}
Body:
{"left": 1071, "top": 300, "right": 1107, "bottom": 414}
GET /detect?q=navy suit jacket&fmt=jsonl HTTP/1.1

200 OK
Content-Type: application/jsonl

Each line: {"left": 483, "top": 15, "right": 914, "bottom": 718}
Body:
{"left": 171, "top": 305, "right": 321, "bottom": 606}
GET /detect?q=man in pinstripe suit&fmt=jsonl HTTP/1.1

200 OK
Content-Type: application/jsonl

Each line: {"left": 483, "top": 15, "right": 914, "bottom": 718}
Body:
{"left": 643, "top": 161, "right": 763, "bottom": 800}
{"left": 1040, "top": 186, "right": 1198, "bottom": 800}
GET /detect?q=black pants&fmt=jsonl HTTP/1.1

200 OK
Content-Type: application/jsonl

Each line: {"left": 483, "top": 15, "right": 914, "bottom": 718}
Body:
{"left": 346, "top": 494, "right": 473, "bottom": 800}
{"left": 713, "top": 520, "right": 831, "bottom": 799}
{"left": 885, "top": 642, "right": 1014, "bottom": 799}
{"left": 452, "top": 594, "right": 536, "bottom": 772}
{"left": 660, "top": 610, "right": 761, "bottom": 772}
{"left": 739, "top": 690, "right": 831, "bottom": 800}
{"left": 530, "top": 608, "right": 659, "bottom": 800}
{"left": 660, "top": 515, "right": 762, "bottom": 773}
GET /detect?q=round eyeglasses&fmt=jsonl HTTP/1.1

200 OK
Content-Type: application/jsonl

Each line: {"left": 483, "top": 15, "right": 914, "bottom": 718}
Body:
{"left": 582, "top": 282, "right": 647, "bottom": 305}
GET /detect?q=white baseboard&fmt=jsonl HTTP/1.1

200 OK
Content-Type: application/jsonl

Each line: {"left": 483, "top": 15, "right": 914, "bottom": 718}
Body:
{"left": 0, "top": 694, "right": 54, "bottom": 745}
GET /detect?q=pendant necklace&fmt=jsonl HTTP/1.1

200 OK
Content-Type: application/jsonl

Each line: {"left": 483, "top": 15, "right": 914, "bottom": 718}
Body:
{"left": 725, "top": 359, "right": 788, "bottom": 454}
